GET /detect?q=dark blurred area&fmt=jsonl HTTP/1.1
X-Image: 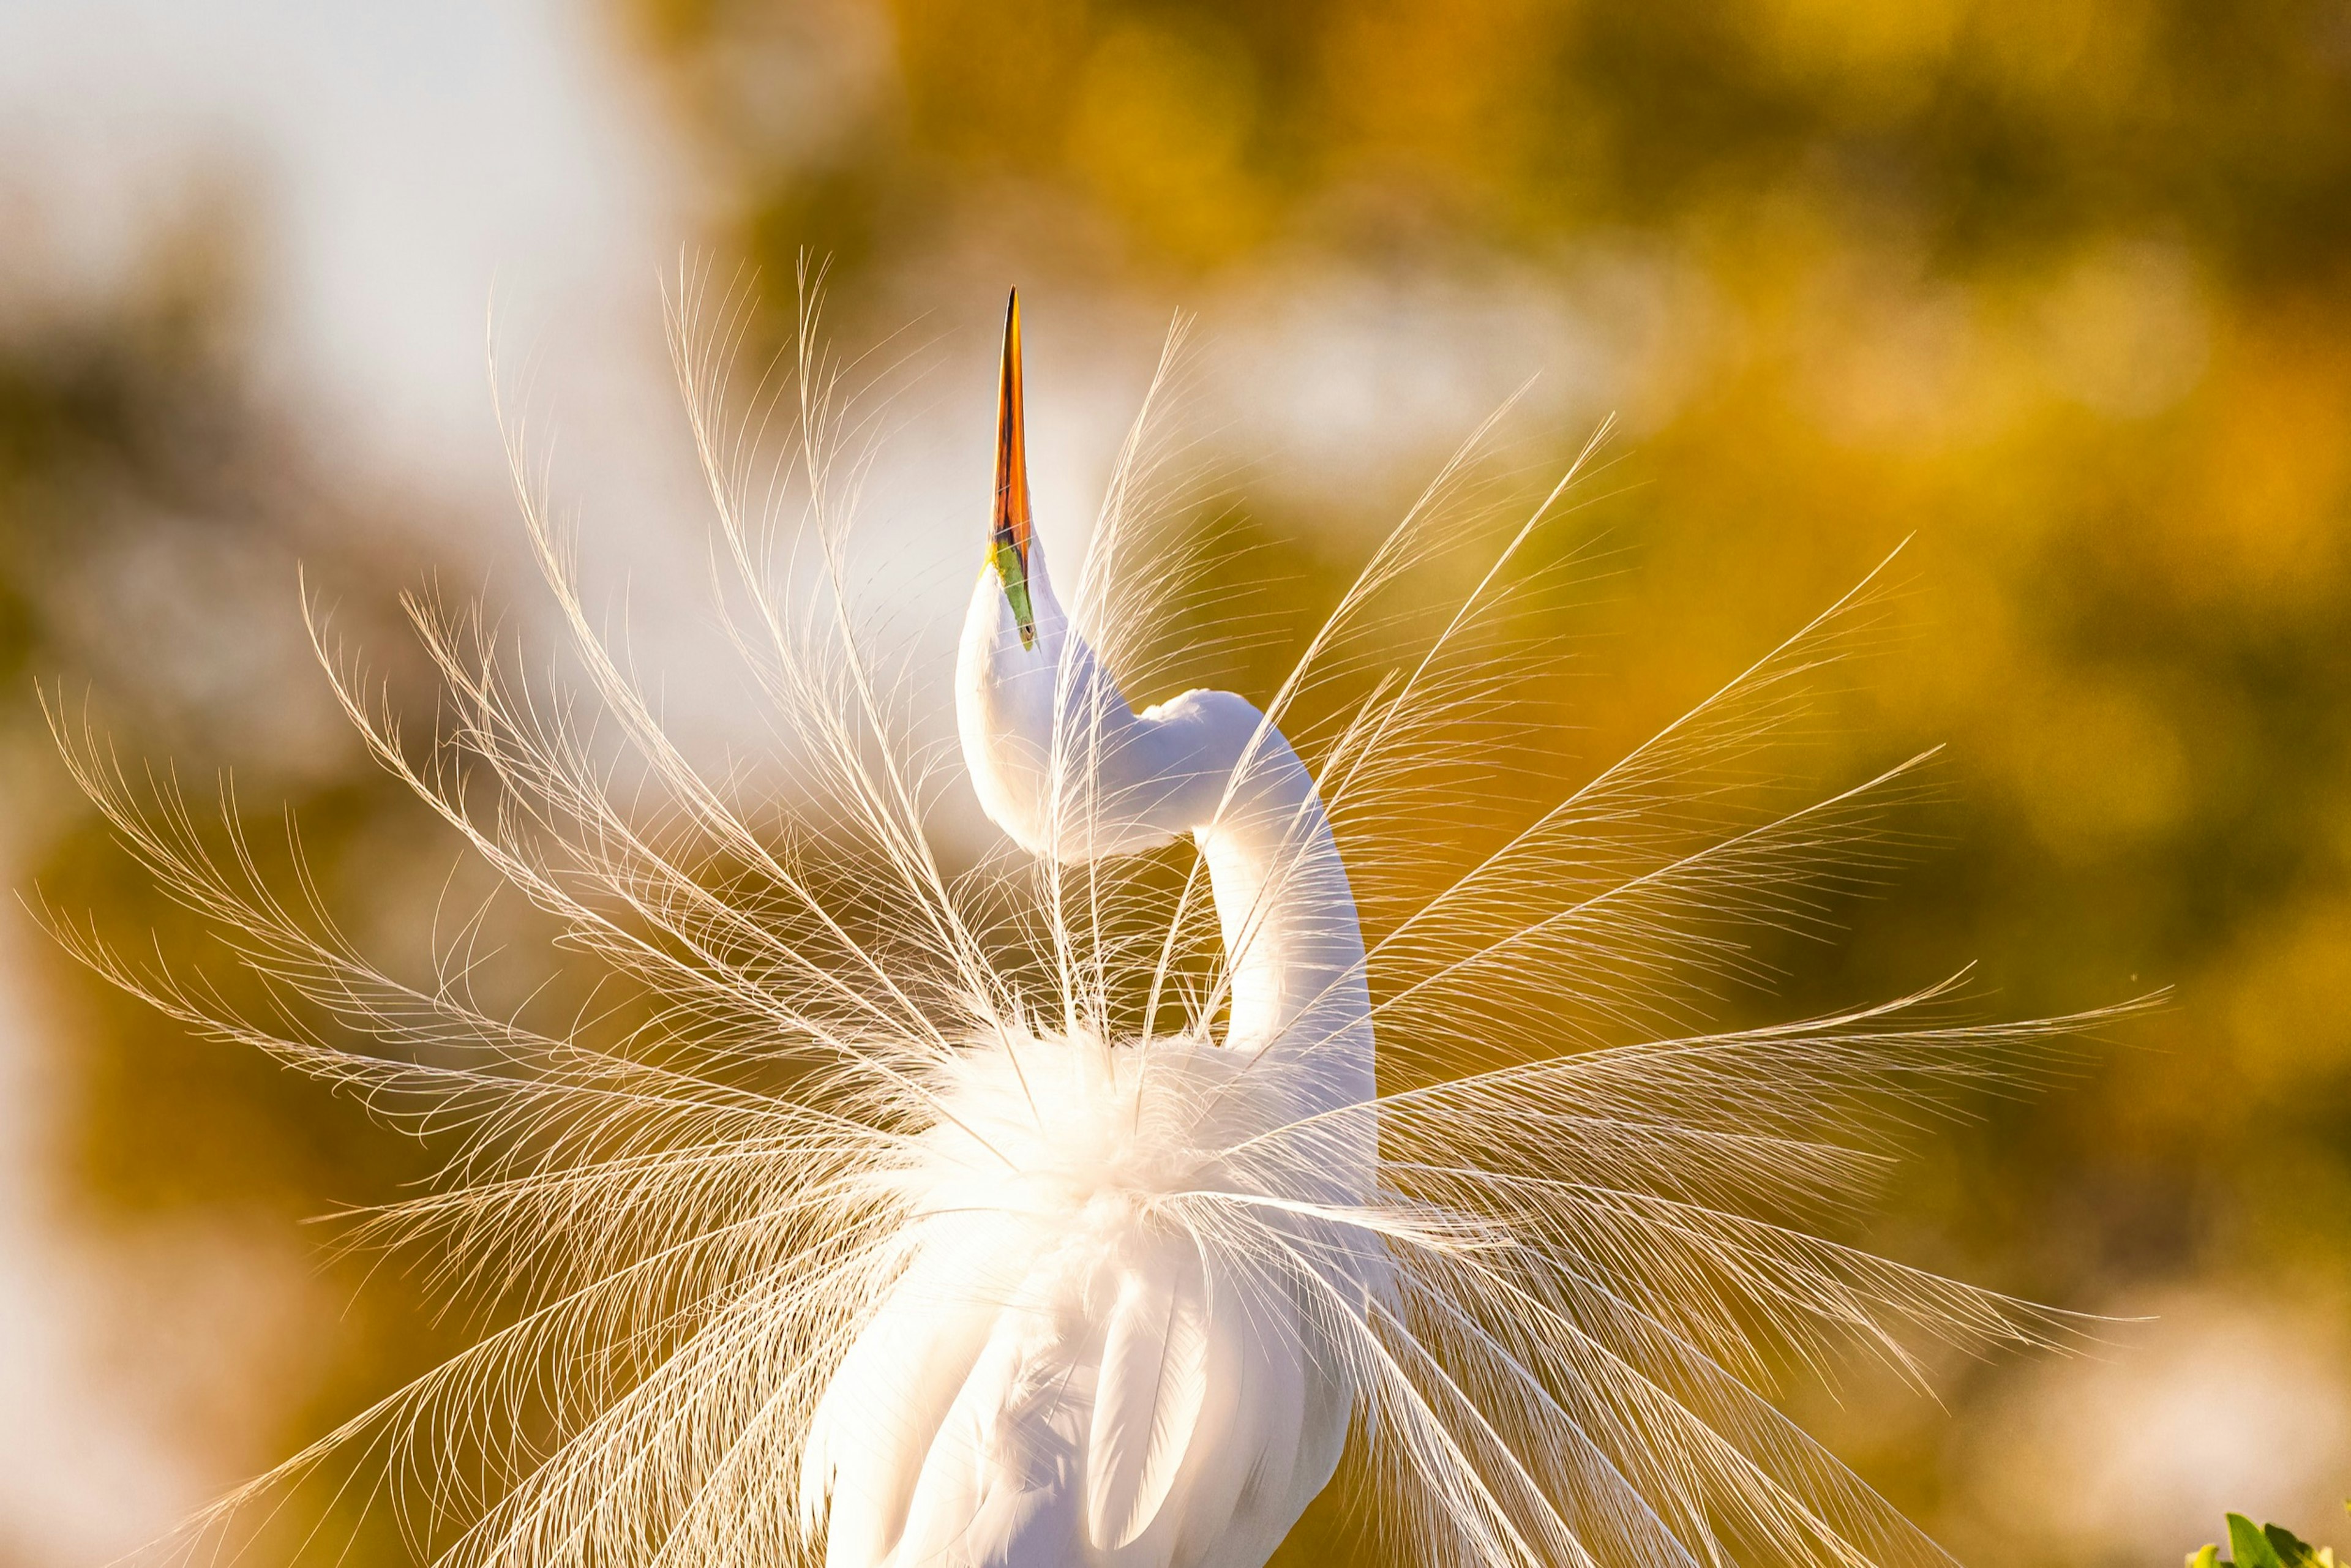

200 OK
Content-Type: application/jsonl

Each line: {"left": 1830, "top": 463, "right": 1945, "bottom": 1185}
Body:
{"left": 1, "top": 2, "right": 2347, "bottom": 1564}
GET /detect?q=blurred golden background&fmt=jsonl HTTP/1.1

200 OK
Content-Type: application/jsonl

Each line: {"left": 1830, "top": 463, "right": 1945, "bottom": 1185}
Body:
{"left": 1, "top": 1, "right": 2347, "bottom": 1563}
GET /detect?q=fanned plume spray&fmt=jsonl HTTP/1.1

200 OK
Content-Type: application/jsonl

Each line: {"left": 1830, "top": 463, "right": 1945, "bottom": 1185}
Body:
{"left": 40, "top": 271, "right": 2148, "bottom": 1568}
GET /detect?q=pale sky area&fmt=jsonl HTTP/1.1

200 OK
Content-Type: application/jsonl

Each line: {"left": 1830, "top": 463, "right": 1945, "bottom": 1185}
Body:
{"left": 0, "top": 0, "right": 685, "bottom": 482}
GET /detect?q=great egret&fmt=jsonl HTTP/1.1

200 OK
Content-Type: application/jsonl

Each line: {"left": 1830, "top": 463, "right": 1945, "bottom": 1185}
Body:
{"left": 801, "top": 293, "right": 1379, "bottom": 1568}
{"left": 50, "top": 282, "right": 2140, "bottom": 1568}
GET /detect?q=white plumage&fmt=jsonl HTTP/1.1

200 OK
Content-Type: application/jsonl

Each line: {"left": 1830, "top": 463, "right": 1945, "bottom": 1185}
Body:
{"left": 801, "top": 514, "right": 1378, "bottom": 1568}
{"left": 46, "top": 280, "right": 2148, "bottom": 1568}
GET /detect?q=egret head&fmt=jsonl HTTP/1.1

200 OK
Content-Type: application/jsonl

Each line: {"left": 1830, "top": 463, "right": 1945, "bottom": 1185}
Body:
{"left": 957, "top": 289, "right": 1093, "bottom": 857}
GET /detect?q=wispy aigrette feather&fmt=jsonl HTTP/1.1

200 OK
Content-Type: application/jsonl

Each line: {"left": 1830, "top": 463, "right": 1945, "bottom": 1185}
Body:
{"left": 41, "top": 272, "right": 2148, "bottom": 1568}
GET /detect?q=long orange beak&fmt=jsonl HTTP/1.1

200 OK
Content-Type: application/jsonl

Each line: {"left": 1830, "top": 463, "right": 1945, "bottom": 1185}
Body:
{"left": 992, "top": 289, "right": 1038, "bottom": 650}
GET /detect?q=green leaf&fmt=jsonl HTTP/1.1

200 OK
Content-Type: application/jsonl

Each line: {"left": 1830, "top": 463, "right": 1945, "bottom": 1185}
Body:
{"left": 2232, "top": 1514, "right": 2288, "bottom": 1568}
{"left": 2269, "top": 1523, "right": 2323, "bottom": 1566}
{"left": 2185, "top": 1545, "right": 2220, "bottom": 1568}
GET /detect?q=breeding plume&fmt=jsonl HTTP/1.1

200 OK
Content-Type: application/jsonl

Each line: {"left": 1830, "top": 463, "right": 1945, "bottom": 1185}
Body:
{"left": 52, "top": 285, "right": 2134, "bottom": 1568}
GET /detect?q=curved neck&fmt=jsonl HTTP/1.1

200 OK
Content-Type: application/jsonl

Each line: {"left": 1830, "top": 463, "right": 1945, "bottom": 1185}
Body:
{"left": 1147, "top": 692, "right": 1370, "bottom": 1085}
{"left": 957, "top": 566, "right": 1371, "bottom": 1105}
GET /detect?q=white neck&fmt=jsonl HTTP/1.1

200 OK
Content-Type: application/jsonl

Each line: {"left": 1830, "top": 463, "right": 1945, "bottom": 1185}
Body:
{"left": 956, "top": 551, "right": 1372, "bottom": 1114}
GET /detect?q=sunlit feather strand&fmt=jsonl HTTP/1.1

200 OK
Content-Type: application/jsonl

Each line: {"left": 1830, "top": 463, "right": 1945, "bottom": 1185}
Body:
{"left": 42, "top": 276, "right": 2143, "bottom": 1568}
